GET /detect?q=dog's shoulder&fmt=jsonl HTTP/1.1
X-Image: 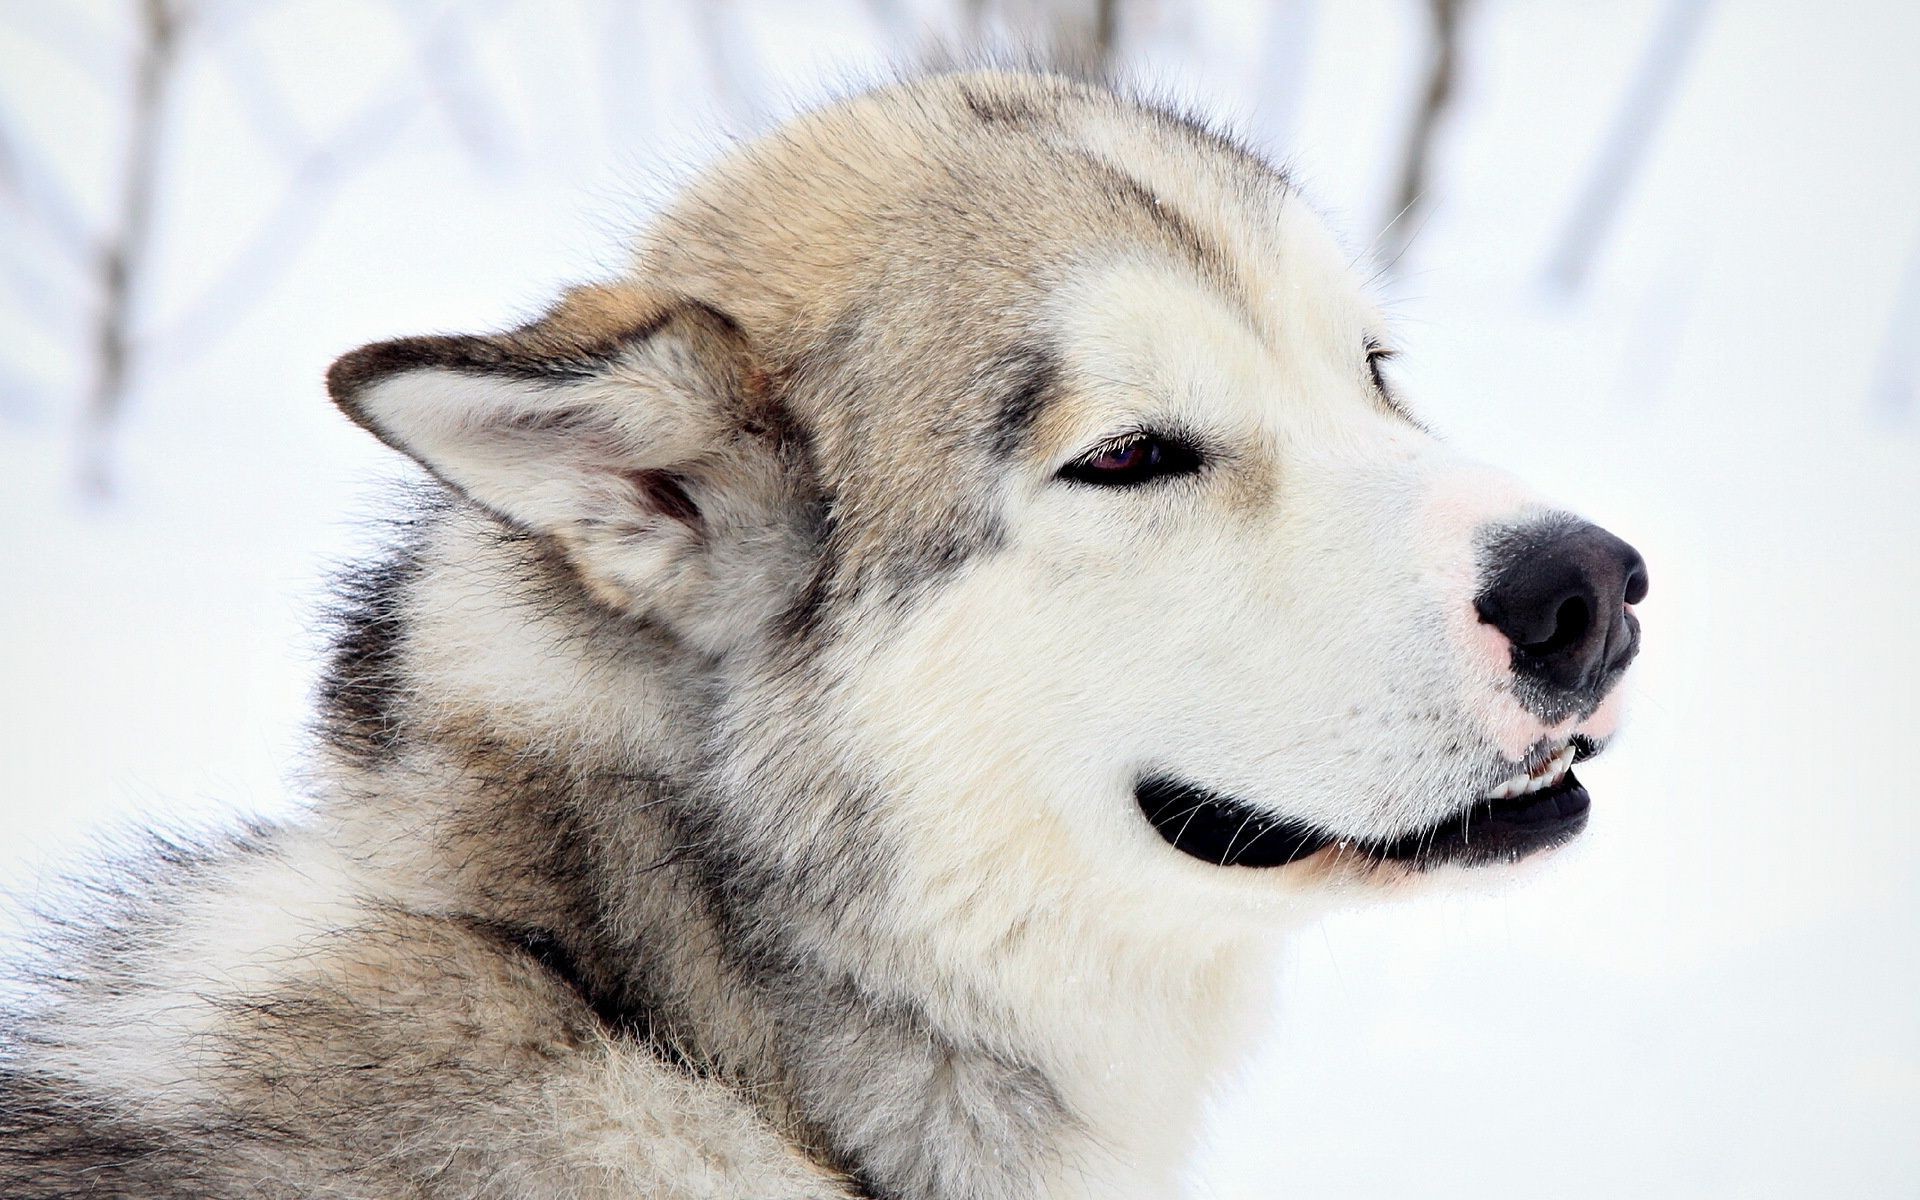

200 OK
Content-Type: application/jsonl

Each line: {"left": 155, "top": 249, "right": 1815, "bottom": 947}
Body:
{"left": 0, "top": 825, "right": 858, "bottom": 1198}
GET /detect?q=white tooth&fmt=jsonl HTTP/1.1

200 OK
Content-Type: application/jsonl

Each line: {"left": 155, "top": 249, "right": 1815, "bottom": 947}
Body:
{"left": 1482, "top": 768, "right": 1545, "bottom": 800}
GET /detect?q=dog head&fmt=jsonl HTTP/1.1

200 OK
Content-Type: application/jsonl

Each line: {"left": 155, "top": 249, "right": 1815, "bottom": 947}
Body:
{"left": 329, "top": 72, "right": 1645, "bottom": 939}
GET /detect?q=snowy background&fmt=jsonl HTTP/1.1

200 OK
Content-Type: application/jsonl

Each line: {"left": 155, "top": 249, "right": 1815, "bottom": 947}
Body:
{"left": 2, "top": 1, "right": 1916, "bottom": 1195}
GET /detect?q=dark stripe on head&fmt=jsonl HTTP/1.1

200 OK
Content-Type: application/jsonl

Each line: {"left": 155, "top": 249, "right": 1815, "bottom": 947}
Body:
{"left": 1066, "top": 152, "right": 1260, "bottom": 321}
{"left": 960, "top": 84, "right": 1040, "bottom": 127}
{"left": 1075, "top": 154, "right": 1219, "bottom": 270}
{"left": 1145, "top": 98, "right": 1290, "bottom": 185}
{"left": 988, "top": 345, "right": 1060, "bottom": 457}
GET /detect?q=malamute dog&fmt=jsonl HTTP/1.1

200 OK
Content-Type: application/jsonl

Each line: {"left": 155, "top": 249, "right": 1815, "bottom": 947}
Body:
{"left": 0, "top": 71, "right": 1646, "bottom": 1198}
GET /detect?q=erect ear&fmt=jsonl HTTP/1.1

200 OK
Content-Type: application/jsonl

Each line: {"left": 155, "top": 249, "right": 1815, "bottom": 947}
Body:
{"left": 327, "top": 282, "right": 813, "bottom": 651}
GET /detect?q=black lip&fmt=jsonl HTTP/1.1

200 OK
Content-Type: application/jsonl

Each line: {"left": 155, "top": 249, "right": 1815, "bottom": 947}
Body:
{"left": 1136, "top": 770, "right": 1591, "bottom": 871}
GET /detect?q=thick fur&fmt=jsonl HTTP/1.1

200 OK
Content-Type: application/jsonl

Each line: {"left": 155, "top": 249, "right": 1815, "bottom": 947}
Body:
{"left": 0, "top": 71, "right": 1634, "bottom": 1198}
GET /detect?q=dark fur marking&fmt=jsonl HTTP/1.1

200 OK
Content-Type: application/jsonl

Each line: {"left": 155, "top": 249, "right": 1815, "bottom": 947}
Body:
{"left": 326, "top": 310, "right": 671, "bottom": 402}
{"left": 315, "top": 541, "right": 423, "bottom": 765}
{"left": 1074, "top": 152, "right": 1227, "bottom": 280}
{"left": 774, "top": 557, "right": 839, "bottom": 643}
{"left": 773, "top": 313, "right": 1032, "bottom": 622}
{"left": 888, "top": 512, "right": 1004, "bottom": 600}
{"left": 326, "top": 296, "right": 748, "bottom": 464}
{"left": 0, "top": 1066, "right": 227, "bottom": 1197}
{"left": 1149, "top": 99, "right": 1287, "bottom": 182}
{"left": 959, "top": 85, "right": 1038, "bottom": 126}
{"left": 771, "top": 973, "right": 1070, "bottom": 1198}
{"left": 629, "top": 469, "right": 702, "bottom": 526}
{"left": 461, "top": 918, "right": 699, "bottom": 1076}
{"left": 501, "top": 404, "right": 598, "bottom": 435}
{"left": 988, "top": 346, "right": 1059, "bottom": 458}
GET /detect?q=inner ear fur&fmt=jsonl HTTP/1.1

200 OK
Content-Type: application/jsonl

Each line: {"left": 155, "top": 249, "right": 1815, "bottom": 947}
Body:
{"left": 329, "top": 282, "right": 750, "bottom": 393}
{"left": 324, "top": 282, "right": 806, "bottom": 642}
{"left": 326, "top": 281, "right": 760, "bottom": 478}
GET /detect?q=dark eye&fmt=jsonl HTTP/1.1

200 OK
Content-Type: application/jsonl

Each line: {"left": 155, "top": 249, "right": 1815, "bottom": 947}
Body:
{"left": 1059, "top": 433, "right": 1202, "bottom": 487}
{"left": 1364, "top": 337, "right": 1395, "bottom": 395}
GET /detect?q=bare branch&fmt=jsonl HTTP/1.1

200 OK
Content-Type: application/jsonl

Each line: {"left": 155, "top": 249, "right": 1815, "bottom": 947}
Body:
{"left": 4, "top": 3, "right": 129, "bottom": 80}
{"left": 1543, "top": 0, "right": 1713, "bottom": 294}
{"left": 78, "top": 0, "right": 184, "bottom": 498}
{"left": 960, "top": 0, "right": 1121, "bottom": 77}
{"left": 206, "top": 18, "right": 315, "bottom": 161}
{"left": 149, "top": 0, "right": 512, "bottom": 374}
{"left": 693, "top": 0, "right": 769, "bottom": 129}
{"left": 860, "top": 0, "right": 915, "bottom": 47}
{"left": 1093, "top": 0, "right": 1120, "bottom": 69}
{"left": 598, "top": 0, "right": 660, "bottom": 154}
{"left": 398, "top": 5, "right": 512, "bottom": 171}
{"left": 1872, "top": 222, "right": 1920, "bottom": 422}
{"left": 1377, "top": 0, "right": 1467, "bottom": 272}
{"left": 1253, "top": 0, "right": 1319, "bottom": 153}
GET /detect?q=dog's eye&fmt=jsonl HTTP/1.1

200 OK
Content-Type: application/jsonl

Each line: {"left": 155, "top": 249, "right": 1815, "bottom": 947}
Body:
{"left": 1059, "top": 433, "right": 1202, "bottom": 487}
{"left": 1364, "top": 337, "right": 1395, "bottom": 396}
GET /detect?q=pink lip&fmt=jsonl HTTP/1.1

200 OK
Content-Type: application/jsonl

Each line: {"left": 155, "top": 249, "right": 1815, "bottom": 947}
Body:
{"left": 1482, "top": 681, "right": 1624, "bottom": 761}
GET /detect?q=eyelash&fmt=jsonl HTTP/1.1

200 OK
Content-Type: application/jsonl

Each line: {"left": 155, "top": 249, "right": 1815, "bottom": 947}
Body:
{"left": 1365, "top": 339, "right": 1395, "bottom": 396}
{"left": 1060, "top": 337, "right": 1393, "bottom": 489}
{"left": 1058, "top": 431, "right": 1205, "bottom": 487}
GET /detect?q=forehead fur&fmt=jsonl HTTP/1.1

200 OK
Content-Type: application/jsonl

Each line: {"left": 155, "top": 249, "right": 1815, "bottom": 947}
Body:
{"left": 629, "top": 72, "right": 1349, "bottom": 610}
{"left": 643, "top": 71, "right": 1290, "bottom": 356}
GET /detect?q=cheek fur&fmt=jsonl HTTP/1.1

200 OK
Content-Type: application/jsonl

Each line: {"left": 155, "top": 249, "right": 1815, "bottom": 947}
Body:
{"left": 1415, "top": 467, "right": 1545, "bottom": 554}
{"left": 1571, "top": 685, "right": 1626, "bottom": 743}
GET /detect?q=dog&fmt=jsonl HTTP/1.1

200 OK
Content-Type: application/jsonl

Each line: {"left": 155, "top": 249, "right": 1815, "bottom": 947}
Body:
{"left": 0, "top": 69, "right": 1646, "bottom": 1198}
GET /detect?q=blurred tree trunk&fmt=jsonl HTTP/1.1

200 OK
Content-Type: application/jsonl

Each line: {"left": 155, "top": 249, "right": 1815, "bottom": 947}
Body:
{"left": 1378, "top": 0, "right": 1466, "bottom": 272}
{"left": 1873, "top": 223, "right": 1920, "bottom": 421}
{"left": 1544, "top": 0, "right": 1713, "bottom": 294}
{"left": 1255, "top": 0, "right": 1318, "bottom": 154}
{"left": 79, "top": 0, "right": 180, "bottom": 498}
{"left": 965, "top": 0, "right": 1123, "bottom": 79}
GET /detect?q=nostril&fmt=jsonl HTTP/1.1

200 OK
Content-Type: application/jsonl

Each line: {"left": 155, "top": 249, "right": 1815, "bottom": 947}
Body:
{"left": 1624, "top": 560, "right": 1649, "bottom": 606}
{"left": 1527, "top": 594, "right": 1591, "bottom": 656}
{"left": 1474, "top": 517, "right": 1647, "bottom": 706}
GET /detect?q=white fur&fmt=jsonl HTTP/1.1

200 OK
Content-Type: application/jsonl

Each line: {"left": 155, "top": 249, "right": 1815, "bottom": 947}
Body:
{"left": 9, "top": 76, "right": 1639, "bottom": 1199}
{"left": 795, "top": 245, "right": 1620, "bottom": 1192}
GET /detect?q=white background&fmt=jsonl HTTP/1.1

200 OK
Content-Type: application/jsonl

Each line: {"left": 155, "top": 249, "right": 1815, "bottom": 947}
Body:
{"left": 2, "top": 2, "right": 1916, "bottom": 1195}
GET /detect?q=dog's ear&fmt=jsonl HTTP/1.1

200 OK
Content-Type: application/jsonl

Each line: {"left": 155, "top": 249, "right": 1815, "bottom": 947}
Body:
{"left": 327, "top": 282, "right": 813, "bottom": 651}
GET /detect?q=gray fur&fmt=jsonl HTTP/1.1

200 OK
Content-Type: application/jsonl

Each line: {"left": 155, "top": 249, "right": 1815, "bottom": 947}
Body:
{"left": 0, "top": 67, "right": 1549, "bottom": 1199}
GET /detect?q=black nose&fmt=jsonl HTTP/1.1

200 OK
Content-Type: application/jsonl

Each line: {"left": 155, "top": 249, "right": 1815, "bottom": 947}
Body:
{"left": 1475, "top": 519, "right": 1648, "bottom": 699}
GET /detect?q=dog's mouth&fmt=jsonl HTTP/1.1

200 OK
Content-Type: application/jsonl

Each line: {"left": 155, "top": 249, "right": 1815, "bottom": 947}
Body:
{"left": 1136, "top": 738, "right": 1596, "bottom": 871}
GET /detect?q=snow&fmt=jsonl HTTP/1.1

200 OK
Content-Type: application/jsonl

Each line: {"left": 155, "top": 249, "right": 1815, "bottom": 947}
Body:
{"left": 2, "top": 2, "right": 1916, "bottom": 1195}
